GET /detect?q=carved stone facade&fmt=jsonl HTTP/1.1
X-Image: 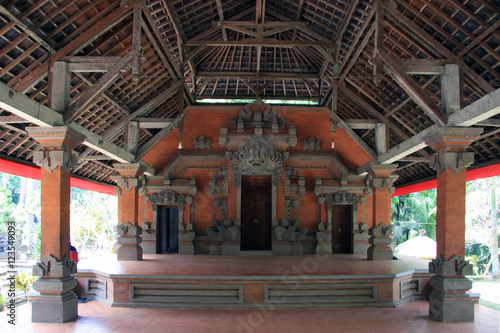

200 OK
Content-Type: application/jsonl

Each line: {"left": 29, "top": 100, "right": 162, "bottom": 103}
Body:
{"left": 231, "top": 135, "right": 283, "bottom": 188}
{"left": 134, "top": 102, "right": 390, "bottom": 256}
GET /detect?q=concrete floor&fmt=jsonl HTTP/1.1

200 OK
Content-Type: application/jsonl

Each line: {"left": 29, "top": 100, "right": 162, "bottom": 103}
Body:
{"left": 1, "top": 299, "right": 498, "bottom": 332}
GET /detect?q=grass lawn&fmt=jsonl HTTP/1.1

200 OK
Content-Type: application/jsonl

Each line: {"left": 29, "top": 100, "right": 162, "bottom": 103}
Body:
{"left": 470, "top": 277, "right": 500, "bottom": 311}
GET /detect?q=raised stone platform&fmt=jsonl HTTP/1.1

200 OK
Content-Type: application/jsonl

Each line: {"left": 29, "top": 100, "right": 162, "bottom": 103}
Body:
{"left": 74, "top": 254, "right": 433, "bottom": 309}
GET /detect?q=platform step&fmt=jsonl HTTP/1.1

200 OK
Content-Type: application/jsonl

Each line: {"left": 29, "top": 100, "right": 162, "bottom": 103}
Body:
{"left": 240, "top": 251, "right": 272, "bottom": 256}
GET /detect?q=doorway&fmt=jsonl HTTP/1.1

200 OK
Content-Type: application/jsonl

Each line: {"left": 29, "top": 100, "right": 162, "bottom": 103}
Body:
{"left": 157, "top": 206, "right": 179, "bottom": 253}
{"left": 241, "top": 175, "right": 272, "bottom": 251}
{"left": 331, "top": 205, "right": 352, "bottom": 253}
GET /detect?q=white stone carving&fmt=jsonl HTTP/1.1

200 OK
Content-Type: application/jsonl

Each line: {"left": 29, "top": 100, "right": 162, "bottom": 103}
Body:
{"left": 231, "top": 135, "right": 283, "bottom": 187}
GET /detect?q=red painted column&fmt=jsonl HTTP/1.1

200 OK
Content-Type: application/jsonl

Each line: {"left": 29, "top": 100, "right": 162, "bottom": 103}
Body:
{"left": 423, "top": 126, "right": 483, "bottom": 323}
{"left": 366, "top": 164, "right": 398, "bottom": 260}
{"left": 27, "top": 126, "right": 85, "bottom": 323}
{"left": 424, "top": 127, "right": 483, "bottom": 261}
{"left": 112, "top": 163, "right": 146, "bottom": 260}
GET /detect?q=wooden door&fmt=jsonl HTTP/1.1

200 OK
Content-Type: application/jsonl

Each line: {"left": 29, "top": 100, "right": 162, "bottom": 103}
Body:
{"left": 241, "top": 175, "right": 272, "bottom": 251}
{"left": 157, "top": 206, "right": 179, "bottom": 253}
{"left": 331, "top": 205, "right": 352, "bottom": 253}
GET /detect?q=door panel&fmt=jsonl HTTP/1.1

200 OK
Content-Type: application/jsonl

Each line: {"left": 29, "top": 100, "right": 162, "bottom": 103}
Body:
{"left": 241, "top": 176, "right": 272, "bottom": 251}
{"left": 157, "top": 206, "right": 179, "bottom": 253}
{"left": 331, "top": 205, "right": 352, "bottom": 253}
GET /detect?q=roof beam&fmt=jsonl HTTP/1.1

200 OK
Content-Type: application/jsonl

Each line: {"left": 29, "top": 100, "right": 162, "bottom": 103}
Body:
{"left": 378, "top": 50, "right": 448, "bottom": 126}
{"left": 196, "top": 71, "right": 319, "bottom": 80}
{"left": 0, "top": 115, "right": 29, "bottom": 124}
{"left": 185, "top": 39, "right": 334, "bottom": 47}
{"left": 12, "top": 0, "right": 138, "bottom": 93}
{"left": 64, "top": 50, "right": 138, "bottom": 123}
{"left": 370, "top": 88, "right": 500, "bottom": 167}
{"left": 0, "top": 81, "right": 155, "bottom": 175}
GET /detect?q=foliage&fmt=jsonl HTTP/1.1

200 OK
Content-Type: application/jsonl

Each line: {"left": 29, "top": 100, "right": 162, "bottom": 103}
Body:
{"left": 15, "top": 272, "right": 36, "bottom": 295}
{"left": 70, "top": 188, "right": 118, "bottom": 258}
{"left": 465, "top": 176, "right": 500, "bottom": 275}
{"left": 0, "top": 287, "right": 4, "bottom": 312}
{"left": 0, "top": 187, "right": 16, "bottom": 235}
{"left": 391, "top": 189, "right": 436, "bottom": 246}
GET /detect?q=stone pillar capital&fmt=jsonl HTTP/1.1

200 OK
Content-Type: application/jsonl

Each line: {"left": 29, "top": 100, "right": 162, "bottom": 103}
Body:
{"left": 366, "top": 164, "right": 399, "bottom": 191}
{"left": 429, "top": 151, "right": 475, "bottom": 174}
{"left": 27, "top": 126, "right": 86, "bottom": 172}
{"left": 423, "top": 126, "right": 483, "bottom": 152}
{"left": 112, "top": 163, "right": 146, "bottom": 192}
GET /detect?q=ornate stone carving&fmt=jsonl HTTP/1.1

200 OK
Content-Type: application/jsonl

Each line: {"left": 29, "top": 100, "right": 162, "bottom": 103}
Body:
{"left": 429, "top": 254, "right": 473, "bottom": 276}
{"left": 231, "top": 135, "right": 283, "bottom": 187}
{"left": 429, "top": 151, "right": 475, "bottom": 174}
{"left": 33, "top": 254, "right": 77, "bottom": 277}
{"left": 193, "top": 135, "right": 212, "bottom": 150}
{"left": 147, "top": 189, "right": 186, "bottom": 211}
{"left": 32, "top": 150, "right": 79, "bottom": 173}
{"left": 367, "top": 223, "right": 393, "bottom": 260}
{"left": 113, "top": 176, "right": 143, "bottom": 192}
{"left": 303, "top": 137, "right": 321, "bottom": 151}
{"left": 207, "top": 219, "right": 240, "bottom": 241}
{"left": 324, "top": 191, "right": 362, "bottom": 211}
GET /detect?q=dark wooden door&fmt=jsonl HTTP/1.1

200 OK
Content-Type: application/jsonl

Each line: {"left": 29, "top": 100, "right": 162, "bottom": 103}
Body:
{"left": 157, "top": 206, "right": 179, "bottom": 253}
{"left": 331, "top": 205, "right": 352, "bottom": 253}
{"left": 241, "top": 175, "right": 272, "bottom": 251}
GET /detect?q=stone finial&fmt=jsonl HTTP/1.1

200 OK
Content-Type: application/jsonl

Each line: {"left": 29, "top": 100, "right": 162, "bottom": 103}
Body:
{"left": 33, "top": 254, "right": 77, "bottom": 277}
{"left": 429, "top": 254, "right": 473, "bottom": 276}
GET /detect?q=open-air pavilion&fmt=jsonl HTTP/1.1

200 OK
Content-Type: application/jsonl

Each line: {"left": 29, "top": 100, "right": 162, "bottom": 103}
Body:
{"left": 0, "top": 0, "right": 499, "bottom": 329}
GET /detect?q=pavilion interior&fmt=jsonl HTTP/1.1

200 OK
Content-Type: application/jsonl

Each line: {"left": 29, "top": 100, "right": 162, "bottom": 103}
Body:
{"left": 0, "top": 0, "right": 499, "bottom": 325}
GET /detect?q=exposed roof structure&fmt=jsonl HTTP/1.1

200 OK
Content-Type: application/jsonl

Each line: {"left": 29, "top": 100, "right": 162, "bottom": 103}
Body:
{"left": 0, "top": 0, "right": 499, "bottom": 187}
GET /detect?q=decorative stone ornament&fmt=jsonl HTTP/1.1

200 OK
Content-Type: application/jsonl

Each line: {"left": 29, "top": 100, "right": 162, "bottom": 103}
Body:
{"left": 33, "top": 254, "right": 77, "bottom": 277}
{"left": 27, "top": 126, "right": 86, "bottom": 172}
{"left": 31, "top": 254, "right": 78, "bottom": 323}
{"left": 194, "top": 135, "right": 212, "bottom": 150}
{"left": 367, "top": 223, "right": 393, "bottom": 260}
{"left": 303, "top": 137, "right": 321, "bottom": 151}
{"left": 231, "top": 135, "right": 283, "bottom": 187}
{"left": 147, "top": 189, "right": 186, "bottom": 212}
{"left": 115, "top": 222, "right": 143, "bottom": 261}
{"left": 428, "top": 254, "right": 474, "bottom": 322}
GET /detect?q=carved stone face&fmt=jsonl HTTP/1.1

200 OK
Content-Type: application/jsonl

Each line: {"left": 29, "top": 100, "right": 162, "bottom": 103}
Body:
{"left": 245, "top": 148, "right": 267, "bottom": 170}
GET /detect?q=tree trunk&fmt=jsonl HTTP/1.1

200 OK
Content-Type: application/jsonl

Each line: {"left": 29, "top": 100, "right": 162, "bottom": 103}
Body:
{"left": 491, "top": 186, "right": 499, "bottom": 280}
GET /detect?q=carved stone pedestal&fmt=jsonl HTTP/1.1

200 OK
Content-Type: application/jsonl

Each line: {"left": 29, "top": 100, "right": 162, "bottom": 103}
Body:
{"left": 221, "top": 240, "right": 240, "bottom": 255}
{"left": 429, "top": 255, "right": 474, "bottom": 322}
{"left": 32, "top": 255, "right": 78, "bottom": 323}
{"left": 272, "top": 240, "right": 291, "bottom": 255}
{"left": 290, "top": 241, "right": 303, "bottom": 255}
{"left": 367, "top": 223, "right": 393, "bottom": 260}
{"left": 353, "top": 233, "right": 370, "bottom": 254}
{"left": 32, "top": 277, "right": 78, "bottom": 323}
{"left": 179, "top": 231, "right": 195, "bottom": 254}
{"left": 141, "top": 223, "right": 157, "bottom": 254}
{"left": 116, "top": 222, "right": 143, "bottom": 261}
{"left": 315, "top": 231, "right": 332, "bottom": 255}
{"left": 209, "top": 241, "right": 222, "bottom": 255}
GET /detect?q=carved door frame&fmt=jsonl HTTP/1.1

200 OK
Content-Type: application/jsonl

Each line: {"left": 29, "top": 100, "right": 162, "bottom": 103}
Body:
{"left": 324, "top": 191, "right": 363, "bottom": 254}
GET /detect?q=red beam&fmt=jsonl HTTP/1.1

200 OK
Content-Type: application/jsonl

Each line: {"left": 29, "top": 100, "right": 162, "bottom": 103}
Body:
{"left": 0, "top": 158, "right": 116, "bottom": 196}
{"left": 393, "top": 164, "right": 500, "bottom": 196}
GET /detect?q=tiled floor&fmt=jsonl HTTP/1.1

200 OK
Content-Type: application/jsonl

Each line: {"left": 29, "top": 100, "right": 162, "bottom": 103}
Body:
{"left": 1, "top": 300, "right": 498, "bottom": 333}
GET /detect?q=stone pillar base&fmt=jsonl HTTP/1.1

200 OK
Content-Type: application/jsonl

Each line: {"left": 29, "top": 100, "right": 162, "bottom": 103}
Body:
{"left": 290, "top": 241, "right": 303, "bottom": 255}
{"left": 209, "top": 242, "right": 222, "bottom": 255}
{"left": 315, "top": 231, "right": 332, "bottom": 255}
{"left": 272, "top": 241, "right": 291, "bottom": 255}
{"left": 179, "top": 231, "right": 195, "bottom": 254}
{"left": 353, "top": 234, "right": 370, "bottom": 254}
{"left": 429, "top": 276, "right": 474, "bottom": 322}
{"left": 117, "top": 235, "right": 143, "bottom": 261}
{"left": 367, "top": 235, "right": 393, "bottom": 260}
{"left": 141, "top": 233, "right": 157, "bottom": 254}
{"left": 32, "top": 277, "right": 78, "bottom": 323}
{"left": 221, "top": 240, "right": 240, "bottom": 255}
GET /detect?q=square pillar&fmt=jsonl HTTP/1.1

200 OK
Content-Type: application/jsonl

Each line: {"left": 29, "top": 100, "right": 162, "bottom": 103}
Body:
{"left": 27, "top": 126, "right": 85, "bottom": 323}
{"left": 366, "top": 164, "right": 398, "bottom": 260}
{"left": 424, "top": 126, "right": 483, "bottom": 322}
{"left": 112, "top": 163, "right": 146, "bottom": 260}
